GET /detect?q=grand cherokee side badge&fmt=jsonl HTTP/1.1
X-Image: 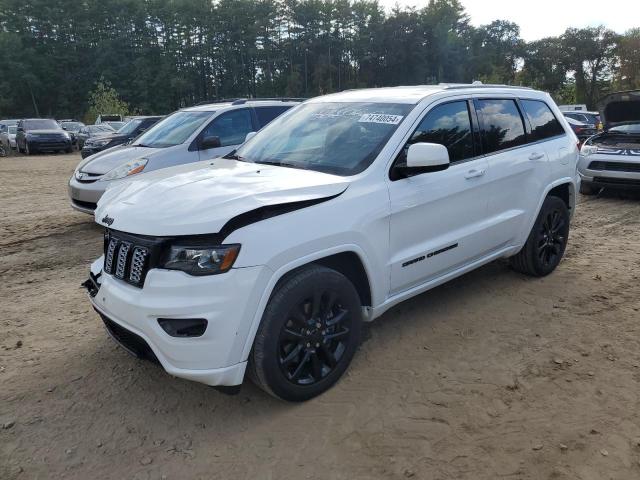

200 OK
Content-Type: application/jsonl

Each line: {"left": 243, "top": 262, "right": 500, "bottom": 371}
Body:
{"left": 102, "top": 215, "right": 114, "bottom": 226}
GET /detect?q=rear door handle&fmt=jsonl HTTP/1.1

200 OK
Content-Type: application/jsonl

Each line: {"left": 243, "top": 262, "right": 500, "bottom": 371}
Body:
{"left": 464, "top": 168, "right": 486, "bottom": 179}
{"left": 529, "top": 152, "right": 545, "bottom": 161}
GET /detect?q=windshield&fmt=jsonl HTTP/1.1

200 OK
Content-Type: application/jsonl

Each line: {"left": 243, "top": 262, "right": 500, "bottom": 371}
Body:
{"left": 117, "top": 119, "right": 143, "bottom": 135}
{"left": 609, "top": 123, "right": 640, "bottom": 134}
{"left": 233, "top": 102, "right": 413, "bottom": 176}
{"left": 61, "top": 122, "right": 83, "bottom": 131}
{"left": 133, "top": 110, "right": 212, "bottom": 148}
{"left": 8, "top": 126, "right": 16, "bottom": 134}
{"left": 24, "top": 119, "right": 60, "bottom": 130}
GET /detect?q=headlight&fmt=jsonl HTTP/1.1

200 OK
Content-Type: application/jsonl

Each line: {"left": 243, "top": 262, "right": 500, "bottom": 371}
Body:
{"left": 580, "top": 144, "right": 598, "bottom": 156}
{"left": 88, "top": 138, "right": 110, "bottom": 147}
{"left": 161, "top": 245, "right": 240, "bottom": 275}
{"left": 101, "top": 158, "right": 148, "bottom": 181}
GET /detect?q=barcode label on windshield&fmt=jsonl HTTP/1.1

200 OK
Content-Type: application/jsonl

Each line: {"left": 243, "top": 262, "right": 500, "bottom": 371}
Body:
{"left": 358, "top": 114, "right": 403, "bottom": 125}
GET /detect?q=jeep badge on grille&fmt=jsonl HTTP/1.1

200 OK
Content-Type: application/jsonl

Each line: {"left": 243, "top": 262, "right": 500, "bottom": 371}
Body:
{"left": 101, "top": 215, "right": 114, "bottom": 226}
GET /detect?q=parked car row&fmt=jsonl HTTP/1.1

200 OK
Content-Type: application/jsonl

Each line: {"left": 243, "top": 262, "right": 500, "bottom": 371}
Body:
{"left": 69, "top": 99, "right": 298, "bottom": 213}
{"left": 78, "top": 85, "right": 586, "bottom": 401}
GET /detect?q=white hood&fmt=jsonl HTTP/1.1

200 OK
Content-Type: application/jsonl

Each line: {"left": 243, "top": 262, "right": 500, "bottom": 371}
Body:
{"left": 95, "top": 159, "right": 349, "bottom": 236}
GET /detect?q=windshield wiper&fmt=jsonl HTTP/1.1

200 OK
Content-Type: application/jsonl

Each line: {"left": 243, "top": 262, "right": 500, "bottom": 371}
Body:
{"left": 254, "top": 159, "right": 307, "bottom": 170}
{"left": 223, "top": 150, "right": 247, "bottom": 161}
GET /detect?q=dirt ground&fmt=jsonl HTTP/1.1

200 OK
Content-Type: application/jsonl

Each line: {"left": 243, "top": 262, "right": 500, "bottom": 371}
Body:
{"left": 1, "top": 152, "right": 640, "bottom": 480}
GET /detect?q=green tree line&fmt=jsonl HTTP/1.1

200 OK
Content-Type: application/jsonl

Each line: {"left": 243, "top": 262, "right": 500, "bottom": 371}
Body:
{"left": 0, "top": 0, "right": 638, "bottom": 119}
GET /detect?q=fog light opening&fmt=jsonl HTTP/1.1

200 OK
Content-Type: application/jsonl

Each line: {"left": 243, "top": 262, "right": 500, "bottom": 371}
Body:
{"left": 157, "top": 318, "right": 208, "bottom": 337}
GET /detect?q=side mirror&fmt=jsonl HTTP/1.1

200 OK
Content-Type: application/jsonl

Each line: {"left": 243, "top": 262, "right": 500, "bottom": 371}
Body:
{"left": 406, "top": 143, "right": 450, "bottom": 171}
{"left": 244, "top": 131, "right": 257, "bottom": 143}
{"left": 199, "top": 135, "right": 221, "bottom": 150}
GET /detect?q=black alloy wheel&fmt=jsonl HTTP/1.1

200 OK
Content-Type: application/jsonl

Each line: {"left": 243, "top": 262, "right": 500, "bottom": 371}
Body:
{"left": 249, "top": 265, "right": 362, "bottom": 401}
{"left": 278, "top": 288, "right": 352, "bottom": 385}
{"left": 536, "top": 208, "right": 566, "bottom": 270}
{"left": 510, "top": 195, "right": 570, "bottom": 277}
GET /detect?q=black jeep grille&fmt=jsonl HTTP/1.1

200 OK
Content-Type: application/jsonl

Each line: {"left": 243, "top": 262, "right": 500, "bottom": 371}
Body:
{"left": 103, "top": 231, "right": 154, "bottom": 288}
{"left": 102, "top": 228, "right": 224, "bottom": 288}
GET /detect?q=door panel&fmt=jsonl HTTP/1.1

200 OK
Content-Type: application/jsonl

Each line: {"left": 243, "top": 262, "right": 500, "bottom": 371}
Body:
{"left": 477, "top": 98, "right": 551, "bottom": 247}
{"left": 388, "top": 158, "right": 492, "bottom": 294}
{"left": 387, "top": 100, "right": 495, "bottom": 295}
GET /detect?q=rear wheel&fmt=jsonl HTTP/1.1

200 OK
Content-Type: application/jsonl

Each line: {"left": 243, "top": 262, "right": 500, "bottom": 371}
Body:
{"left": 249, "top": 265, "right": 363, "bottom": 402}
{"left": 510, "top": 196, "right": 570, "bottom": 277}
{"left": 579, "top": 181, "right": 599, "bottom": 195}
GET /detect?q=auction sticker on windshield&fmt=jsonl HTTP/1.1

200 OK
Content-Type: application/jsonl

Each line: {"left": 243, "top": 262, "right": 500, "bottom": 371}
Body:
{"left": 358, "top": 113, "right": 403, "bottom": 124}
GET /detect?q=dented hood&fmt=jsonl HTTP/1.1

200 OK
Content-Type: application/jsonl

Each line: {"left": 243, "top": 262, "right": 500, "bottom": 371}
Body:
{"left": 598, "top": 90, "right": 640, "bottom": 129}
{"left": 95, "top": 159, "right": 349, "bottom": 236}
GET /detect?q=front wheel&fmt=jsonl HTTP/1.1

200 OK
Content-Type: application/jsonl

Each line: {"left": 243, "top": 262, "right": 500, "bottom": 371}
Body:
{"left": 249, "top": 265, "right": 363, "bottom": 402}
{"left": 510, "top": 196, "right": 570, "bottom": 277}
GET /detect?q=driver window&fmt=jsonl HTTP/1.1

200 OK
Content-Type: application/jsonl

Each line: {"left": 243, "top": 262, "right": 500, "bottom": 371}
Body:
{"left": 405, "top": 101, "right": 474, "bottom": 164}
{"left": 201, "top": 109, "right": 252, "bottom": 147}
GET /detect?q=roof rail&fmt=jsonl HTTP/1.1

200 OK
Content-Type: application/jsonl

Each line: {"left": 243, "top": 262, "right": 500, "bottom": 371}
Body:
{"left": 230, "top": 97, "right": 306, "bottom": 105}
{"left": 193, "top": 98, "right": 245, "bottom": 106}
{"left": 439, "top": 83, "right": 533, "bottom": 91}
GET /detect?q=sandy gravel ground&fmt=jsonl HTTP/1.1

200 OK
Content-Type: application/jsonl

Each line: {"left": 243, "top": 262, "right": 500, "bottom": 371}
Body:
{"left": 1, "top": 153, "right": 640, "bottom": 480}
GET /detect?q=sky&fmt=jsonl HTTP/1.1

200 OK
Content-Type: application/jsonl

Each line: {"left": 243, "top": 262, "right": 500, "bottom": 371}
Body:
{"left": 379, "top": 0, "right": 638, "bottom": 41}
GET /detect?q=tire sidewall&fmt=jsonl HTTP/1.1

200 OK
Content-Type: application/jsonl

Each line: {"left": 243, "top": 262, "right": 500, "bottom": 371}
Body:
{"left": 253, "top": 267, "right": 362, "bottom": 402}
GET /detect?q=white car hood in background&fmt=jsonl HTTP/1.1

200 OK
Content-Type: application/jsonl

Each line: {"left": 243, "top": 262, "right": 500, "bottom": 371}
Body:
{"left": 95, "top": 159, "right": 349, "bottom": 236}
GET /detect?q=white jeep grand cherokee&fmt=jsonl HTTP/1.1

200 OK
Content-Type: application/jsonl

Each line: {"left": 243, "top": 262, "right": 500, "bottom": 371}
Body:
{"left": 85, "top": 84, "right": 579, "bottom": 401}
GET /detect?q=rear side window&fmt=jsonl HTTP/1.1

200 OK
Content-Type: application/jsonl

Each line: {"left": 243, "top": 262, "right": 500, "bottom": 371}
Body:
{"left": 476, "top": 99, "right": 526, "bottom": 154}
{"left": 255, "top": 106, "right": 291, "bottom": 128}
{"left": 521, "top": 100, "right": 565, "bottom": 141}
{"left": 407, "top": 101, "right": 474, "bottom": 163}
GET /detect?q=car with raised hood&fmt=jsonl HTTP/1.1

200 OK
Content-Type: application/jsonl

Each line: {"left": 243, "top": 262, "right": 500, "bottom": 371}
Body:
{"left": 84, "top": 84, "right": 579, "bottom": 402}
{"left": 68, "top": 99, "right": 301, "bottom": 214}
{"left": 578, "top": 90, "right": 640, "bottom": 194}
{"left": 80, "top": 116, "right": 162, "bottom": 159}
{"left": 16, "top": 118, "right": 73, "bottom": 154}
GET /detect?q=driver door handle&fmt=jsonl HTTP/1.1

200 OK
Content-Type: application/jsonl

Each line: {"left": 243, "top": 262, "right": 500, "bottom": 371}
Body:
{"left": 529, "top": 152, "right": 545, "bottom": 161}
{"left": 464, "top": 168, "right": 486, "bottom": 179}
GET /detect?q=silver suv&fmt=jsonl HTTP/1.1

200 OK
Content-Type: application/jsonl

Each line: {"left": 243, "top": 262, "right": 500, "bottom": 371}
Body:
{"left": 68, "top": 99, "right": 301, "bottom": 214}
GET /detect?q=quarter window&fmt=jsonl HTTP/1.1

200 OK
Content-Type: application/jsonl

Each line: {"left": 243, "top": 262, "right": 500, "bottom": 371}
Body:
{"left": 407, "top": 101, "right": 474, "bottom": 163}
{"left": 521, "top": 100, "right": 565, "bottom": 141}
{"left": 476, "top": 99, "right": 526, "bottom": 154}
{"left": 202, "top": 109, "right": 253, "bottom": 147}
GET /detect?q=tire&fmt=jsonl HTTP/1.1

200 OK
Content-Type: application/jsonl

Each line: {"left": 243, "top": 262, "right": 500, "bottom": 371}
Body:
{"left": 510, "top": 196, "right": 570, "bottom": 277}
{"left": 249, "top": 265, "right": 363, "bottom": 402}
{"left": 66, "top": 147, "right": 73, "bottom": 153}
{"left": 580, "top": 181, "right": 599, "bottom": 195}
